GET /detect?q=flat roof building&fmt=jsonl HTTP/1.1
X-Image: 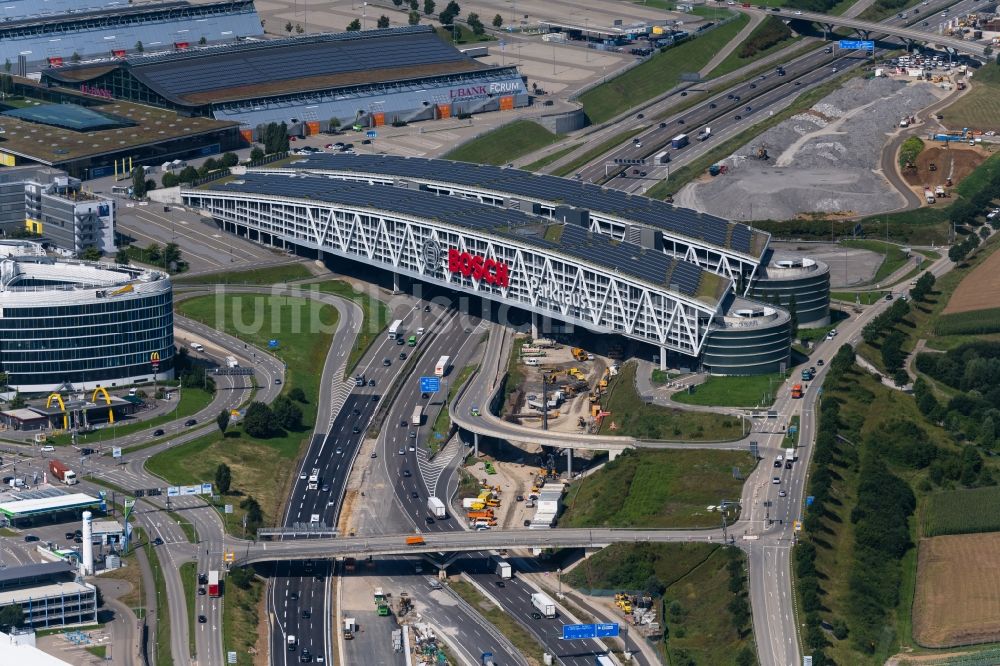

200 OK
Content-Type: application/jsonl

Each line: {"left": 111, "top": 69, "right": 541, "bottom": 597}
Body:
{"left": 0, "top": 562, "right": 97, "bottom": 630}
{"left": 0, "top": 493, "right": 101, "bottom": 524}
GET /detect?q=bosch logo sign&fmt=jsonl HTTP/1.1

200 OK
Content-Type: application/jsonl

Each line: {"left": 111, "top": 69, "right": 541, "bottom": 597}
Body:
{"left": 448, "top": 249, "right": 510, "bottom": 288}
{"left": 422, "top": 239, "right": 443, "bottom": 269}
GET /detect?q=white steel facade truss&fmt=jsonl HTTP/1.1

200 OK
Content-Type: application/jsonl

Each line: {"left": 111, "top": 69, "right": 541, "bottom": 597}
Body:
{"left": 184, "top": 189, "right": 718, "bottom": 356}
{"left": 254, "top": 166, "right": 763, "bottom": 292}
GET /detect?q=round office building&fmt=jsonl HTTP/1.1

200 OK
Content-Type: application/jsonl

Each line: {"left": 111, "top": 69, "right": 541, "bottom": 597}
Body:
{"left": 749, "top": 252, "right": 831, "bottom": 328}
{"left": 0, "top": 258, "right": 174, "bottom": 393}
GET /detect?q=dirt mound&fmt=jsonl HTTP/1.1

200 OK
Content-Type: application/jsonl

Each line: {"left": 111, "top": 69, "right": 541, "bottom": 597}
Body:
{"left": 902, "top": 145, "right": 985, "bottom": 189}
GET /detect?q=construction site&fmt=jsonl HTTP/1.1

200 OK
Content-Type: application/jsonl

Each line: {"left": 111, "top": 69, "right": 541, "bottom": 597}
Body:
{"left": 501, "top": 337, "right": 621, "bottom": 435}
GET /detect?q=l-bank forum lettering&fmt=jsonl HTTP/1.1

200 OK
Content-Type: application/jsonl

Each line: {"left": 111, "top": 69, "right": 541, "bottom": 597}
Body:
{"left": 448, "top": 249, "right": 510, "bottom": 287}
{"left": 449, "top": 81, "right": 521, "bottom": 98}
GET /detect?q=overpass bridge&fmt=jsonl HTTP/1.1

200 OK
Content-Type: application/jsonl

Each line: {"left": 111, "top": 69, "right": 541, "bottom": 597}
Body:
{"left": 742, "top": 5, "right": 989, "bottom": 57}
{"left": 227, "top": 527, "right": 727, "bottom": 566}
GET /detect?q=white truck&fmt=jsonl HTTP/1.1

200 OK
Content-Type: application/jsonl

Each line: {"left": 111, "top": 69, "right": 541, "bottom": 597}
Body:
{"left": 435, "top": 355, "right": 451, "bottom": 377}
{"left": 343, "top": 618, "right": 355, "bottom": 640}
{"left": 697, "top": 127, "right": 712, "bottom": 141}
{"left": 530, "top": 592, "right": 557, "bottom": 618}
{"left": 287, "top": 634, "right": 296, "bottom": 650}
{"left": 785, "top": 448, "right": 796, "bottom": 462}
{"left": 225, "top": 355, "right": 238, "bottom": 368}
{"left": 496, "top": 559, "right": 512, "bottom": 579}
{"left": 427, "top": 496, "right": 447, "bottom": 519}
{"left": 307, "top": 468, "right": 320, "bottom": 490}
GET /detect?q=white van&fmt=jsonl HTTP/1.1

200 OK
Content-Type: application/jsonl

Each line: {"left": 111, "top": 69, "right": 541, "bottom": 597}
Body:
{"left": 190, "top": 342, "right": 204, "bottom": 352}
{"left": 524, "top": 358, "right": 540, "bottom": 366}
{"left": 310, "top": 514, "right": 320, "bottom": 524}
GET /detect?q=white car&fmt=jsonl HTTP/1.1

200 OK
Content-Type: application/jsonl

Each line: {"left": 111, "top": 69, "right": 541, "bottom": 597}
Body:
{"left": 794, "top": 10, "right": 802, "bottom": 14}
{"left": 772, "top": 477, "right": 781, "bottom": 484}
{"left": 416, "top": 327, "right": 425, "bottom": 335}
{"left": 40, "top": 445, "right": 54, "bottom": 452}
{"left": 779, "top": 490, "right": 787, "bottom": 497}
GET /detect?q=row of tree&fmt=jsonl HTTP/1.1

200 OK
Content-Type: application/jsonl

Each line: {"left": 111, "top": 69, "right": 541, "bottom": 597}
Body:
{"left": 948, "top": 230, "right": 982, "bottom": 264}
{"left": 908, "top": 270, "right": 936, "bottom": 302}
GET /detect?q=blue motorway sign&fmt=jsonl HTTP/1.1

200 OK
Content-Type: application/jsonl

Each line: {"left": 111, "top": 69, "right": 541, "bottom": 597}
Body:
{"left": 420, "top": 376, "right": 441, "bottom": 393}
{"left": 561, "top": 623, "right": 620, "bottom": 640}
{"left": 806, "top": 495, "right": 815, "bottom": 507}
{"left": 268, "top": 339, "right": 279, "bottom": 349}
{"left": 366, "top": 130, "right": 378, "bottom": 139}
{"left": 838, "top": 39, "right": 874, "bottom": 50}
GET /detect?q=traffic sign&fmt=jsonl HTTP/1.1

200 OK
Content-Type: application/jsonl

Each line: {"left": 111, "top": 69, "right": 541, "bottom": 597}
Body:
{"left": 366, "top": 130, "right": 377, "bottom": 139}
{"left": 268, "top": 339, "right": 279, "bottom": 349}
{"left": 561, "top": 623, "right": 620, "bottom": 640}
{"left": 838, "top": 39, "right": 874, "bottom": 50}
{"left": 806, "top": 495, "right": 815, "bottom": 506}
{"left": 225, "top": 504, "right": 233, "bottom": 514}
{"left": 420, "top": 376, "right": 441, "bottom": 393}
{"left": 112, "top": 447, "right": 122, "bottom": 458}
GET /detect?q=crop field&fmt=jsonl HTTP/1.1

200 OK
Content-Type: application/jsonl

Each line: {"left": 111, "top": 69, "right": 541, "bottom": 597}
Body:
{"left": 913, "top": 532, "right": 1000, "bottom": 647}
{"left": 936, "top": 307, "right": 1000, "bottom": 336}
{"left": 922, "top": 486, "right": 1000, "bottom": 537}
{"left": 942, "top": 244, "right": 1000, "bottom": 315}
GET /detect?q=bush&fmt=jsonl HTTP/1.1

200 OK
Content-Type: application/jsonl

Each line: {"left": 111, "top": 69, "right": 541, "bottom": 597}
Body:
{"left": 243, "top": 401, "right": 280, "bottom": 438}
{"left": 898, "top": 136, "right": 924, "bottom": 169}
{"left": 737, "top": 17, "right": 793, "bottom": 59}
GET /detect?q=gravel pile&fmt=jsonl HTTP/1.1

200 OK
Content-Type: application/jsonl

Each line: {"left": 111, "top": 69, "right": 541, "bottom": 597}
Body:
{"left": 677, "top": 77, "right": 943, "bottom": 220}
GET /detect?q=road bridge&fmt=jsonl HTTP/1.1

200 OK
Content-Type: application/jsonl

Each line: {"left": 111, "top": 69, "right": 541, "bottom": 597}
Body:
{"left": 742, "top": 5, "right": 989, "bottom": 57}
{"left": 228, "top": 527, "right": 726, "bottom": 566}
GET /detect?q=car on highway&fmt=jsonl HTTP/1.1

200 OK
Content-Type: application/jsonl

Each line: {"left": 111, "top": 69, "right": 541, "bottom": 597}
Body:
{"left": 727, "top": 93, "right": 735, "bottom": 99}
{"left": 153, "top": 429, "right": 165, "bottom": 436}
{"left": 421, "top": 392, "right": 429, "bottom": 399}
{"left": 400, "top": 419, "right": 407, "bottom": 427}
{"left": 409, "top": 431, "right": 417, "bottom": 439}
{"left": 735, "top": 115, "right": 742, "bottom": 120}
{"left": 677, "top": 119, "right": 684, "bottom": 124}
{"left": 198, "top": 587, "right": 206, "bottom": 595}
{"left": 636, "top": 113, "right": 644, "bottom": 119}
{"left": 335, "top": 447, "right": 344, "bottom": 455}
{"left": 290, "top": 591, "right": 299, "bottom": 600}
{"left": 40, "top": 444, "right": 55, "bottom": 452}
{"left": 371, "top": 394, "right": 378, "bottom": 401}
{"left": 23, "top": 535, "right": 38, "bottom": 542}
{"left": 198, "top": 615, "right": 207, "bottom": 624}
{"left": 402, "top": 470, "right": 412, "bottom": 477}
{"left": 774, "top": 459, "right": 782, "bottom": 468}
{"left": 709, "top": 103, "right": 717, "bottom": 108}
{"left": 411, "top": 491, "right": 419, "bottom": 499}
{"left": 399, "top": 352, "right": 407, "bottom": 360}
{"left": 785, "top": 461, "right": 793, "bottom": 469}
{"left": 275, "top": 378, "right": 282, "bottom": 385}
{"left": 772, "top": 477, "right": 781, "bottom": 484}
{"left": 302, "top": 609, "right": 311, "bottom": 619}
{"left": 185, "top": 419, "right": 197, "bottom": 426}
{"left": 321, "top": 483, "right": 330, "bottom": 492}
{"left": 409, "top": 445, "right": 416, "bottom": 452}
{"left": 779, "top": 490, "right": 787, "bottom": 497}
{"left": 531, "top": 611, "right": 542, "bottom": 620}
{"left": 746, "top": 106, "right": 752, "bottom": 111}
{"left": 153, "top": 537, "right": 164, "bottom": 545}
{"left": 634, "top": 141, "right": 642, "bottom": 148}
{"left": 399, "top": 448, "right": 405, "bottom": 455}
{"left": 750, "top": 83, "right": 756, "bottom": 88}
{"left": 199, "top": 573, "right": 208, "bottom": 584}
{"left": 382, "top": 358, "right": 391, "bottom": 366}
{"left": 299, "top": 472, "right": 307, "bottom": 480}
{"left": 659, "top": 122, "right": 667, "bottom": 128}
{"left": 352, "top": 425, "right": 361, "bottom": 434}
{"left": 496, "top": 581, "right": 506, "bottom": 587}
{"left": 425, "top": 516, "right": 435, "bottom": 524}
{"left": 368, "top": 379, "right": 375, "bottom": 386}
{"left": 64, "top": 532, "right": 75, "bottom": 539}
{"left": 817, "top": 359, "right": 824, "bottom": 366}
{"left": 471, "top": 406, "right": 480, "bottom": 416}
{"left": 680, "top": 91, "right": 687, "bottom": 96}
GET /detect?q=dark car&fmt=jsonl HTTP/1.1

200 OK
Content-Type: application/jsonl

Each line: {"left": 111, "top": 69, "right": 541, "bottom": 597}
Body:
{"left": 774, "top": 460, "right": 782, "bottom": 468}
{"left": 817, "top": 359, "right": 825, "bottom": 366}
{"left": 400, "top": 419, "right": 408, "bottom": 427}
{"left": 290, "top": 591, "right": 299, "bottom": 600}
{"left": 353, "top": 407, "right": 361, "bottom": 415}
{"left": 399, "top": 352, "right": 407, "bottom": 360}
{"left": 735, "top": 115, "right": 742, "bottom": 120}
{"left": 154, "top": 428, "right": 165, "bottom": 436}
{"left": 409, "top": 431, "right": 417, "bottom": 439}
{"left": 153, "top": 537, "right": 164, "bottom": 546}
{"left": 302, "top": 609, "right": 311, "bottom": 619}
{"left": 727, "top": 93, "right": 735, "bottom": 99}
{"left": 199, "top": 573, "right": 208, "bottom": 584}
{"left": 361, "top": 139, "right": 372, "bottom": 144}
{"left": 198, "top": 615, "right": 207, "bottom": 624}
{"left": 81, "top": 448, "right": 95, "bottom": 455}
{"left": 710, "top": 102, "right": 717, "bottom": 108}
{"left": 198, "top": 587, "right": 206, "bottom": 595}
{"left": 785, "top": 460, "right": 793, "bottom": 469}
{"left": 411, "top": 491, "right": 419, "bottom": 499}
{"left": 637, "top": 113, "right": 644, "bottom": 119}
{"left": 421, "top": 392, "right": 429, "bottom": 400}
{"left": 496, "top": 581, "right": 506, "bottom": 587}
{"left": 424, "top": 305, "right": 431, "bottom": 312}
{"left": 659, "top": 122, "right": 667, "bottom": 128}
{"left": 402, "top": 470, "right": 412, "bottom": 477}
{"left": 680, "top": 91, "right": 687, "bottom": 96}
{"left": 746, "top": 106, "right": 752, "bottom": 112}
{"left": 397, "top": 338, "right": 405, "bottom": 345}
{"left": 352, "top": 425, "right": 361, "bottom": 434}
{"left": 65, "top": 532, "right": 75, "bottom": 540}
{"left": 750, "top": 83, "right": 757, "bottom": 88}
{"left": 23, "top": 535, "right": 38, "bottom": 542}
{"left": 677, "top": 119, "right": 685, "bottom": 124}
{"left": 368, "top": 379, "right": 375, "bottom": 386}
{"left": 74, "top": 536, "right": 83, "bottom": 544}
{"left": 185, "top": 419, "right": 197, "bottom": 426}
{"left": 371, "top": 394, "right": 378, "bottom": 401}
{"left": 425, "top": 516, "right": 435, "bottom": 524}
{"left": 383, "top": 358, "right": 391, "bottom": 366}
{"left": 531, "top": 611, "right": 542, "bottom": 620}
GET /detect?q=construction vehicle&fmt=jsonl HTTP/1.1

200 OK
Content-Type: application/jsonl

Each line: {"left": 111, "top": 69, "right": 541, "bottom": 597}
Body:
{"left": 405, "top": 536, "right": 426, "bottom": 545}
{"left": 397, "top": 593, "right": 412, "bottom": 617}
{"left": 614, "top": 593, "right": 634, "bottom": 613}
{"left": 343, "top": 618, "right": 356, "bottom": 640}
{"left": 485, "top": 498, "right": 500, "bottom": 507}
{"left": 570, "top": 347, "right": 588, "bottom": 362}
{"left": 935, "top": 185, "right": 946, "bottom": 198}
{"left": 374, "top": 588, "right": 391, "bottom": 616}
{"left": 929, "top": 162, "right": 937, "bottom": 171}
{"left": 467, "top": 510, "right": 495, "bottom": 520}
{"left": 791, "top": 384, "right": 803, "bottom": 399}
{"left": 756, "top": 145, "right": 769, "bottom": 160}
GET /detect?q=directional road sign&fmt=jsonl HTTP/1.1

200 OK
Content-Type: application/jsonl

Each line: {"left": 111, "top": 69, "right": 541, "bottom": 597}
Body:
{"left": 366, "top": 130, "right": 378, "bottom": 139}
{"left": 112, "top": 447, "right": 122, "bottom": 458}
{"left": 268, "top": 339, "right": 279, "bottom": 349}
{"left": 561, "top": 623, "right": 620, "bottom": 640}
{"left": 420, "top": 376, "right": 441, "bottom": 393}
{"left": 838, "top": 39, "right": 874, "bottom": 50}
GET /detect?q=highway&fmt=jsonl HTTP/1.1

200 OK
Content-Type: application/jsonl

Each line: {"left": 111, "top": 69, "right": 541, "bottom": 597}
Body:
{"left": 574, "top": 0, "right": 980, "bottom": 190}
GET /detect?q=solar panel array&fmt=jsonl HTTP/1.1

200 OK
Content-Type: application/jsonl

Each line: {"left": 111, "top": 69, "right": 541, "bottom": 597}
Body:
{"left": 0, "top": 4, "right": 262, "bottom": 71}
{"left": 0, "top": 0, "right": 126, "bottom": 21}
{"left": 214, "top": 174, "right": 712, "bottom": 300}
{"left": 293, "top": 154, "right": 762, "bottom": 257}
{"left": 135, "top": 26, "right": 471, "bottom": 99}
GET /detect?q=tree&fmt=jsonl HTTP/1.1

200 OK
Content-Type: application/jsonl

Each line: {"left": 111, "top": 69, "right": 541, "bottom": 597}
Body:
{"left": 0, "top": 604, "right": 24, "bottom": 630}
{"left": 221, "top": 152, "right": 239, "bottom": 168}
{"left": 71, "top": 52, "right": 81, "bottom": 63}
{"left": 377, "top": 15, "right": 390, "bottom": 28}
{"left": 285, "top": 20, "right": 293, "bottom": 33}
{"left": 132, "top": 167, "right": 147, "bottom": 199}
{"left": 163, "top": 242, "right": 182, "bottom": 267}
{"left": 199, "top": 157, "right": 219, "bottom": 177}
{"left": 985, "top": 45, "right": 994, "bottom": 57}
{"left": 178, "top": 165, "right": 199, "bottom": 183}
{"left": 215, "top": 463, "right": 232, "bottom": 494}
{"left": 217, "top": 409, "right": 230, "bottom": 435}
{"left": 273, "top": 395, "right": 303, "bottom": 431}
{"left": 134, "top": 41, "right": 144, "bottom": 53}
{"left": 80, "top": 246, "right": 101, "bottom": 261}
{"left": 347, "top": 18, "right": 361, "bottom": 31}
{"left": 9, "top": 392, "right": 25, "bottom": 409}
{"left": 295, "top": 23, "right": 304, "bottom": 34}
{"left": 146, "top": 243, "right": 162, "bottom": 263}
{"left": 161, "top": 171, "right": 179, "bottom": 188}
{"left": 409, "top": 0, "right": 418, "bottom": 8}
{"left": 467, "top": 12, "right": 484, "bottom": 35}
{"left": 115, "top": 247, "right": 130, "bottom": 265}
{"left": 439, "top": 1, "right": 459, "bottom": 25}
{"left": 981, "top": 226, "right": 991, "bottom": 240}
{"left": 735, "top": 647, "right": 756, "bottom": 666}
{"left": 249, "top": 146, "right": 265, "bottom": 162}
{"left": 393, "top": 0, "right": 403, "bottom": 5}
{"left": 199, "top": 36, "right": 208, "bottom": 45}
{"left": 423, "top": 0, "right": 435, "bottom": 15}
{"left": 408, "top": 10, "right": 420, "bottom": 24}
{"left": 492, "top": 13, "right": 503, "bottom": 28}
{"left": 239, "top": 496, "right": 263, "bottom": 533}
{"left": 228, "top": 566, "right": 253, "bottom": 589}
{"left": 289, "top": 387, "right": 307, "bottom": 403}
{"left": 327, "top": 117, "right": 340, "bottom": 133}
{"left": 243, "top": 401, "right": 278, "bottom": 438}
{"left": 893, "top": 368, "right": 910, "bottom": 387}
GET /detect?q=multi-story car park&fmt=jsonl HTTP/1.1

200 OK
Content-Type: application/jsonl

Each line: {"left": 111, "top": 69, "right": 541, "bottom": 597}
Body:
{"left": 0, "top": 259, "right": 174, "bottom": 392}
{"left": 0, "top": 562, "right": 98, "bottom": 629}
{"left": 183, "top": 170, "right": 796, "bottom": 374}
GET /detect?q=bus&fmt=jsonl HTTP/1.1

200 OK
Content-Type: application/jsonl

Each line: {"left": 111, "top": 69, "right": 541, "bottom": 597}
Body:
{"left": 435, "top": 355, "right": 451, "bottom": 377}
{"left": 412, "top": 406, "right": 423, "bottom": 426}
{"left": 388, "top": 319, "right": 403, "bottom": 340}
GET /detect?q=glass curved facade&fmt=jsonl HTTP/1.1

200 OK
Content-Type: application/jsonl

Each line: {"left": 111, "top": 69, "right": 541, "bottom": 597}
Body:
{"left": 0, "top": 287, "right": 174, "bottom": 391}
{"left": 702, "top": 318, "right": 792, "bottom": 376}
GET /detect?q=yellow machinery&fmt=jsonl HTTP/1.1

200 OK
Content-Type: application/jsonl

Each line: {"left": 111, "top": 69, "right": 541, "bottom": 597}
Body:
{"left": 46, "top": 393, "right": 68, "bottom": 430}
{"left": 91, "top": 386, "right": 114, "bottom": 424}
{"left": 570, "top": 347, "right": 588, "bottom": 361}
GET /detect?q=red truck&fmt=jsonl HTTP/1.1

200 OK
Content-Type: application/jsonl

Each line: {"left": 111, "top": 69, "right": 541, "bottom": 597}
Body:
{"left": 208, "top": 570, "right": 220, "bottom": 597}
{"left": 49, "top": 460, "right": 78, "bottom": 485}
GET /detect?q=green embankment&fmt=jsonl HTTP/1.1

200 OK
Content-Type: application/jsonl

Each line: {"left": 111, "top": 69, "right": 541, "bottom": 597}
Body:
{"left": 443, "top": 120, "right": 563, "bottom": 166}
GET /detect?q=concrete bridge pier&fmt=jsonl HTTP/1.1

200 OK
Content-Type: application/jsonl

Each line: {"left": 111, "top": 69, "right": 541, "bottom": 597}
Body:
{"left": 822, "top": 24, "right": 834, "bottom": 41}
{"left": 853, "top": 28, "right": 871, "bottom": 40}
{"left": 608, "top": 449, "right": 621, "bottom": 462}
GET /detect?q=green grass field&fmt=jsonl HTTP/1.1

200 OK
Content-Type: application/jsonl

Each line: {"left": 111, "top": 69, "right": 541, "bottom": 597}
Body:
{"left": 599, "top": 362, "right": 745, "bottom": 441}
{"left": 148, "top": 293, "right": 338, "bottom": 535}
{"left": 935, "top": 307, "right": 1000, "bottom": 336}
{"left": 430, "top": 364, "right": 477, "bottom": 450}
{"left": 146, "top": 536, "right": 171, "bottom": 666}
{"left": 842, "top": 239, "right": 912, "bottom": 285}
{"left": 672, "top": 372, "right": 787, "bottom": 408}
{"left": 566, "top": 542, "right": 717, "bottom": 590}
{"left": 222, "top": 568, "right": 264, "bottom": 666}
{"left": 923, "top": 487, "right": 1000, "bottom": 537}
{"left": 831, "top": 290, "right": 891, "bottom": 304}
{"left": 443, "top": 120, "right": 563, "bottom": 166}
{"left": 180, "top": 562, "right": 197, "bottom": 658}
{"left": 709, "top": 16, "right": 800, "bottom": 78}
{"left": 578, "top": 15, "right": 750, "bottom": 125}
{"left": 560, "top": 448, "right": 754, "bottom": 528}
{"left": 173, "top": 263, "right": 312, "bottom": 285}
